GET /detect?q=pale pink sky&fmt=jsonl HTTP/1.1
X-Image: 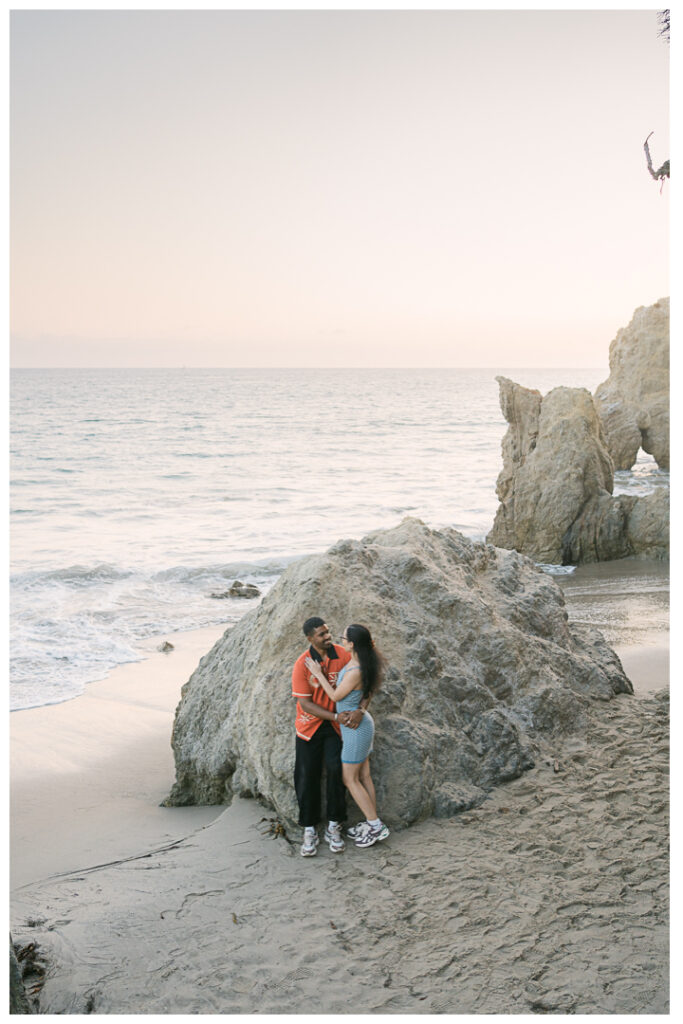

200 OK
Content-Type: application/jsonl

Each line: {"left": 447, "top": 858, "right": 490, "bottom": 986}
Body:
{"left": 10, "top": 7, "right": 669, "bottom": 368}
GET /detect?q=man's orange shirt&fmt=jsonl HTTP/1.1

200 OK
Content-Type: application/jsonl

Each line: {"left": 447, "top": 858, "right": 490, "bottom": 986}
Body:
{"left": 292, "top": 643, "right": 352, "bottom": 740}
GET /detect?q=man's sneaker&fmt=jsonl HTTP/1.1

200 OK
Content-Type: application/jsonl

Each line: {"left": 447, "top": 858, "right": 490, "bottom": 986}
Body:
{"left": 324, "top": 823, "right": 345, "bottom": 853}
{"left": 300, "top": 829, "right": 319, "bottom": 857}
{"left": 354, "top": 822, "right": 390, "bottom": 848}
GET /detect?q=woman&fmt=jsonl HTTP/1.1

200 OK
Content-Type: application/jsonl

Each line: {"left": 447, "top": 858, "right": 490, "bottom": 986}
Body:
{"left": 305, "top": 623, "right": 389, "bottom": 848}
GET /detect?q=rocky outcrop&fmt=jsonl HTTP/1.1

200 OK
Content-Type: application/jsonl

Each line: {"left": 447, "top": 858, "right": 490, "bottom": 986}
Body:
{"left": 488, "top": 378, "right": 669, "bottom": 564}
{"left": 562, "top": 489, "right": 669, "bottom": 564}
{"left": 594, "top": 298, "right": 669, "bottom": 470}
{"left": 166, "top": 518, "right": 631, "bottom": 829}
{"left": 210, "top": 581, "right": 262, "bottom": 600}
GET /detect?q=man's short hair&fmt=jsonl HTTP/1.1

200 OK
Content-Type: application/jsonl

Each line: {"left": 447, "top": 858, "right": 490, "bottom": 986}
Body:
{"left": 303, "top": 616, "right": 325, "bottom": 638}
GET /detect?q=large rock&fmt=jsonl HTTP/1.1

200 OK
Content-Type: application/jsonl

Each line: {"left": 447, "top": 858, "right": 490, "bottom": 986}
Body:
{"left": 488, "top": 379, "right": 614, "bottom": 563}
{"left": 166, "top": 519, "right": 631, "bottom": 829}
{"left": 488, "top": 377, "right": 669, "bottom": 564}
{"left": 594, "top": 298, "right": 669, "bottom": 469}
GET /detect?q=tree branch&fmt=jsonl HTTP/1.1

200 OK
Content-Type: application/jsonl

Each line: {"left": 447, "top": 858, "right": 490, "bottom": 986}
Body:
{"left": 644, "top": 132, "right": 670, "bottom": 183}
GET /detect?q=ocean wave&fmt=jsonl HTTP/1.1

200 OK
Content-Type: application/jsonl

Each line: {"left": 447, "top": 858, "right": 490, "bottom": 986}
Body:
{"left": 10, "top": 653, "right": 139, "bottom": 712}
{"left": 12, "top": 557, "right": 295, "bottom": 594}
{"left": 539, "top": 564, "right": 577, "bottom": 576}
{"left": 13, "top": 563, "right": 136, "bottom": 588}
{"left": 9, "top": 588, "right": 261, "bottom": 712}
{"left": 151, "top": 559, "right": 292, "bottom": 584}
{"left": 9, "top": 557, "right": 287, "bottom": 711}
{"left": 613, "top": 468, "right": 669, "bottom": 498}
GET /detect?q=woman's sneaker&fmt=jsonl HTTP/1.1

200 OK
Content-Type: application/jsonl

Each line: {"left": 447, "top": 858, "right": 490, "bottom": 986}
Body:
{"left": 324, "top": 823, "right": 345, "bottom": 853}
{"left": 354, "top": 822, "right": 390, "bottom": 847}
{"left": 346, "top": 822, "right": 367, "bottom": 839}
{"left": 300, "top": 828, "right": 319, "bottom": 857}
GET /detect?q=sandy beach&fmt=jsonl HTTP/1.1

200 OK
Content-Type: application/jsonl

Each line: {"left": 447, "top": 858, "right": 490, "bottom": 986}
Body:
{"left": 10, "top": 561, "right": 669, "bottom": 1014}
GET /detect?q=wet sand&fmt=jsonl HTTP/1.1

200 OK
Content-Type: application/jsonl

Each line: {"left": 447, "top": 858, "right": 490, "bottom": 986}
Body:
{"left": 10, "top": 560, "right": 670, "bottom": 1014}
{"left": 10, "top": 626, "right": 226, "bottom": 890}
{"left": 557, "top": 557, "right": 670, "bottom": 652}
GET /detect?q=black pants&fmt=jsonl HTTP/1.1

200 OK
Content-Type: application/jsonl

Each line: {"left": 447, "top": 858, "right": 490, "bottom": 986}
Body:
{"left": 294, "top": 721, "right": 346, "bottom": 827}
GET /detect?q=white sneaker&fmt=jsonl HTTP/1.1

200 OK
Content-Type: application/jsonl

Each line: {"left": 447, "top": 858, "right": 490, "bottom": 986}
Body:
{"left": 354, "top": 822, "right": 390, "bottom": 848}
{"left": 346, "top": 822, "right": 368, "bottom": 839}
{"left": 300, "top": 829, "right": 319, "bottom": 857}
{"left": 324, "top": 823, "right": 345, "bottom": 853}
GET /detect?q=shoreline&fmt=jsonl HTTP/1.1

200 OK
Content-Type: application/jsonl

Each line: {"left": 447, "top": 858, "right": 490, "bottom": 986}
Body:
{"left": 557, "top": 557, "right": 669, "bottom": 695}
{"left": 10, "top": 624, "right": 227, "bottom": 890}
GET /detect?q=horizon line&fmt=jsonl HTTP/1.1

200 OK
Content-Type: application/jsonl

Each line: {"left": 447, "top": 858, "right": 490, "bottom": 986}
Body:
{"left": 9, "top": 365, "right": 610, "bottom": 371}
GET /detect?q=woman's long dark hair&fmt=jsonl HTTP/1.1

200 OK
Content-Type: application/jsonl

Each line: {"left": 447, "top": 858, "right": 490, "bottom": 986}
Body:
{"left": 346, "top": 624, "right": 383, "bottom": 699}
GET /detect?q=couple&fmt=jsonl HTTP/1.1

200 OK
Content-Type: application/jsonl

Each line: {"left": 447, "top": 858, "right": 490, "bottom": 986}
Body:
{"left": 291, "top": 616, "right": 389, "bottom": 857}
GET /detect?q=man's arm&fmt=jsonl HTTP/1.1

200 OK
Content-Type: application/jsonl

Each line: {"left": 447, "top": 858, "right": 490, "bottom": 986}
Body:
{"left": 295, "top": 697, "right": 361, "bottom": 729}
{"left": 296, "top": 696, "right": 338, "bottom": 722}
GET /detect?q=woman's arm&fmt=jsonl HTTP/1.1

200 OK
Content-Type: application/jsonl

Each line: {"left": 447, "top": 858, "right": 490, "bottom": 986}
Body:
{"left": 304, "top": 658, "right": 336, "bottom": 701}
{"left": 332, "top": 666, "right": 362, "bottom": 700}
{"left": 304, "top": 659, "right": 361, "bottom": 701}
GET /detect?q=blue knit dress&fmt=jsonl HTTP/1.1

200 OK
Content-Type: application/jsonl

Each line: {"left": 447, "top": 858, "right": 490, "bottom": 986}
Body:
{"left": 335, "top": 664, "right": 375, "bottom": 764}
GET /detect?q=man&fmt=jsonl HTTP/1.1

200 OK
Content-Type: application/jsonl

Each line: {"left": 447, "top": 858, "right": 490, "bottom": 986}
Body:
{"left": 292, "top": 617, "right": 364, "bottom": 857}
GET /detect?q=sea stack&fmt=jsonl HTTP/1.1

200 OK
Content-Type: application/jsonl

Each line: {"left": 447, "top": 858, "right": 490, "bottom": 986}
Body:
{"left": 488, "top": 380, "right": 615, "bottom": 564}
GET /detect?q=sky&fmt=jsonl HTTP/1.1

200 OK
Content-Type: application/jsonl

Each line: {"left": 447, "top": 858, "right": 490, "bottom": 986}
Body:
{"left": 9, "top": 6, "right": 670, "bottom": 368}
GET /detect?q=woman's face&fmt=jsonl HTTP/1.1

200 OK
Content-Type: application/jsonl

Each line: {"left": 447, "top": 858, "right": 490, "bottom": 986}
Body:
{"left": 339, "top": 629, "right": 353, "bottom": 652}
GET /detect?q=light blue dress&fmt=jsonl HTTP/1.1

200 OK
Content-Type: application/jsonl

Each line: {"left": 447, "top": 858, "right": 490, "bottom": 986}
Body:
{"left": 335, "top": 664, "right": 375, "bottom": 764}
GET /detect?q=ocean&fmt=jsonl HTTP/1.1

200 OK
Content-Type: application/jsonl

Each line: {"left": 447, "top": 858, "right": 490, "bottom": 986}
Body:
{"left": 10, "top": 367, "right": 667, "bottom": 711}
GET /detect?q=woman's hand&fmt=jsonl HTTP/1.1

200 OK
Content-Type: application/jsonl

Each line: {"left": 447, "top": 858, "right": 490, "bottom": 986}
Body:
{"left": 304, "top": 657, "right": 323, "bottom": 687}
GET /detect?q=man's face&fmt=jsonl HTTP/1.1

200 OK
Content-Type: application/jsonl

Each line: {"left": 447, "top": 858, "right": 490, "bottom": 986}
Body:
{"left": 309, "top": 623, "right": 333, "bottom": 653}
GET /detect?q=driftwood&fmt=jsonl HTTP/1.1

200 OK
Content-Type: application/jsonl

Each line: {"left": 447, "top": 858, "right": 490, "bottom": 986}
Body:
{"left": 644, "top": 132, "right": 670, "bottom": 191}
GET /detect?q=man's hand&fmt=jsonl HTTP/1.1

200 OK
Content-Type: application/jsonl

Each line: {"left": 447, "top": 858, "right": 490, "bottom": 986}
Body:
{"left": 338, "top": 709, "right": 363, "bottom": 730}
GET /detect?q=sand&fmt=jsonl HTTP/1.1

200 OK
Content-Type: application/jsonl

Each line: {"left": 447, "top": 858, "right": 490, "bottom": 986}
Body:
{"left": 10, "top": 561, "right": 670, "bottom": 1014}
{"left": 10, "top": 627, "right": 226, "bottom": 890}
